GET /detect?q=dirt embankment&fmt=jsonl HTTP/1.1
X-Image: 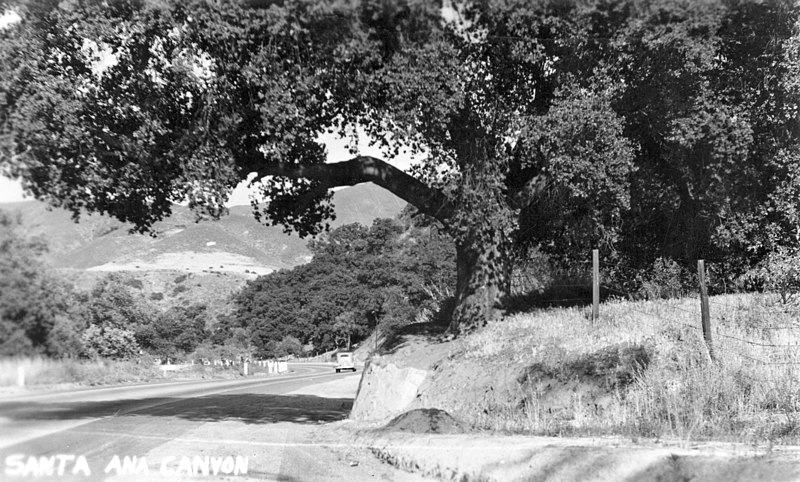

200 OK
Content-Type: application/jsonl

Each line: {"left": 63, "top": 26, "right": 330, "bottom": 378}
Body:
{"left": 342, "top": 318, "right": 800, "bottom": 481}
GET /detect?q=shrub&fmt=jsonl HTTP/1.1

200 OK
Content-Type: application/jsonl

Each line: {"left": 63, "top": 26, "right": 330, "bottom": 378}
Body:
{"left": 81, "top": 325, "right": 141, "bottom": 360}
{"left": 124, "top": 278, "right": 144, "bottom": 290}
{"left": 637, "top": 257, "right": 691, "bottom": 300}
{"left": 150, "top": 292, "right": 164, "bottom": 301}
{"left": 278, "top": 336, "right": 303, "bottom": 356}
{"left": 745, "top": 247, "right": 800, "bottom": 304}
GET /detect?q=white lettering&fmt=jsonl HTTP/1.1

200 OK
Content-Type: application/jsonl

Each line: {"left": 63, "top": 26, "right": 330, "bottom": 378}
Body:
{"left": 55, "top": 455, "right": 75, "bottom": 476}
{"left": 210, "top": 456, "right": 224, "bottom": 475}
{"left": 4, "top": 454, "right": 24, "bottom": 477}
{"left": 135, "top": 457, "right": 149, "bottom": 475}
{"left": 176, "top": 456, "right": 193, "bottom": 476}
{"left": 104, "top": 455, "right": 121, "bottom": 474}
{"left": 120, "top": 456, "right": 147, "bottom": 475}
{"left": 38, "top": 456, "right": 56, "bottom": 476}
{"left": 24, "top": 456, "right": 39, "bottom": 477}
{"left": 73, "top": 456, "right": 91, "bottom": 476}
{"left": 4, "top": 453, "right": 244, "bottom": 477}
{"left": 220, "top": 456, "right": 234, "bottom": 474}
{"left": 159, "top": 456, "right": 175, "bottom": 476}
{"left": 234, "top": 456, "right": 248, "bottom": 475}
{"left": 192, "top": 456, "right": 209, "bottom": 476}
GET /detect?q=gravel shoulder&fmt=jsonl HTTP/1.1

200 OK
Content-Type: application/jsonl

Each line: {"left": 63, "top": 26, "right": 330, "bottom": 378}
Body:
{"left": 353, "top": 430, "right": 800, "bottom": 482}
{"left": 308, "top": 369, "right": 800, "bottom": 481}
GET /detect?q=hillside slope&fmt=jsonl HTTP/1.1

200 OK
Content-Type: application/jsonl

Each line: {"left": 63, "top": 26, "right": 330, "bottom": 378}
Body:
{"left": 1, "top": 182, "right": 406, "bottom": 276}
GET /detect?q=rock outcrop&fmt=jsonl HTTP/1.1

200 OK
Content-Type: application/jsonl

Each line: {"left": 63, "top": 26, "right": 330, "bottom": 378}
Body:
{"left": 350, "top": 357, "right": 428, "bottom": 421}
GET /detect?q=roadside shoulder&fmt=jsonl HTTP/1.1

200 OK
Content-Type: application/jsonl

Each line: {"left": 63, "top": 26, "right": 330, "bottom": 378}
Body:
{"left": 324, "top": 420, "right": 800, "bottom": 482}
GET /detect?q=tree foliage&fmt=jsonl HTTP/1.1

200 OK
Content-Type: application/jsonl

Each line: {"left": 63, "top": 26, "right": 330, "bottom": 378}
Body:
{"left": 0, "top": 220, "right": 218, "bottom": 359}
{"left": 231, "top": 216, "right": 455, "bottom": 353}
{"left": 80, "top": 324, "right": 140, "bottom": 359}
{"left": 2, "top": 0, "right": 799, "bottom": 329}
{"left": 136, "top": 303, "right": 208, "bottom": 360}
{"left": 0, "top": 210, "right": 74, "bottom": 356}
{"left": 74, "top": 273, "right": 154, "bottom": 331}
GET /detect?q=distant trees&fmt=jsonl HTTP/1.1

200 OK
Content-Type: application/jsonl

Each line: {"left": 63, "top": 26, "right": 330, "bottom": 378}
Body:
{"left": 0, "top": 212, "right": 218, "bottom": 360}
{"left": 231, "top": 215, "right": 455, "bottom": 354}
{"left": 136, "top": 304, "right": 208, "bottom": 360}
{"left": 0, "top": 211, "right": 73, "bottom": 356}
{"left": 75, "top": 274, "right": 154, "bottom": 331}
{"left": 80, "top": 324, "right": 140, "bottom": 360}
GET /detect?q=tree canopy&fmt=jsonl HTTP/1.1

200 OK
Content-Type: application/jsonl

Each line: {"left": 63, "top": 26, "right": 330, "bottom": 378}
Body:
{"left": 231, "top": 215, "right": 454, "bottom": 354}
{"left": 2, "top": 0, "right": 799, "bottom": 330}
{"left": 0, "top": 210, "right": 74, "bottom": 356}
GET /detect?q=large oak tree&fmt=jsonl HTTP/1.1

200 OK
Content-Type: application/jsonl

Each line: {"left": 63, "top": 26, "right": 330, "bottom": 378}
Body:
{"left": 1, "top": 0, "right": 636, "bottom": 331}
{"left": 5, "top": 0, "right": 796, "bottom": 329}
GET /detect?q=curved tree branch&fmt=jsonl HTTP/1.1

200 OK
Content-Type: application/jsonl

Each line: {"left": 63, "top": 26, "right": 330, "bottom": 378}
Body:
{"left": 245, "top": 154, "right": 455, "bottom": 223}
{"left": 509, "top": 173, "right": 549, "bottom": 210}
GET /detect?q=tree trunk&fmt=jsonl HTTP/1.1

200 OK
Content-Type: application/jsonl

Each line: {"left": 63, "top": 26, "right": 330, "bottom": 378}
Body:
{"left": 448, "top": 230, "right": 508, "bottom": 333}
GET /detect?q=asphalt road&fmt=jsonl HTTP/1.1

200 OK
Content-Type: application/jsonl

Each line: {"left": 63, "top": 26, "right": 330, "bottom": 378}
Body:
{"left": 0, "top": 365, "right": 429, "bottom": 482}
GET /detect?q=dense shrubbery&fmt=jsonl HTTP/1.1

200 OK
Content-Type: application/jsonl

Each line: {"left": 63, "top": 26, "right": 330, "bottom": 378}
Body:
{"left": 0, "top": 212, "right": 74, "bottom": 356}
{"left": 0, "top": 210, "right": 220, "bottom": 361}
{"left": 228, "top": 214, "right": 455, "bottom": 355}
{"left": 739, "top": 247, "right": 800, "bottom": 304}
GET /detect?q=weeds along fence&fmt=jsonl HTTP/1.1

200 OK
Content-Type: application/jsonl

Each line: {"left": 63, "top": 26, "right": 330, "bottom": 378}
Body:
{"left": 528, "top": 250, "right": 800, "bottom": 376}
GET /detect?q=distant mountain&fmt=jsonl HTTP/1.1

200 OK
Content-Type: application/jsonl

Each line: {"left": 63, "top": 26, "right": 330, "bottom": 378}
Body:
{"left": 2, "top": 182, "right": 407, "bottom": 276}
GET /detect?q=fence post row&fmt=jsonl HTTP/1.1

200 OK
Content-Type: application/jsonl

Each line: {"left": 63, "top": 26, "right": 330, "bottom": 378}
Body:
{"left": 697, "top": 259, "right": 715, "bottom": 362}
{"left": 592, "top": 249, "right": 600, "bottom": 322}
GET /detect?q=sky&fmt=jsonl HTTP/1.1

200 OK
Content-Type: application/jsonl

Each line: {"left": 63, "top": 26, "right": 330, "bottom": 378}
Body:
{"left": 0, "top": 131, "right": 417, "bottom": 205}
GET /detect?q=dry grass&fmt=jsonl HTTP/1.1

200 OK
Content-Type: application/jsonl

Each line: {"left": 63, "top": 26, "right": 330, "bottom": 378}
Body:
{"left": 438, "top": 292, "right": 800, "bottom": 444}
{"left": 0, "top": 357, "right": 249, "bottom": 389}
{"left": 0, "top": 357, "right": 163, "bottom": 388}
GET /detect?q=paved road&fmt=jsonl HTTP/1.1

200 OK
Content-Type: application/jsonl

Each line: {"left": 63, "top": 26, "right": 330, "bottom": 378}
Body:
{"left": 0, "top": 365, "right": 428, "bottom": 481}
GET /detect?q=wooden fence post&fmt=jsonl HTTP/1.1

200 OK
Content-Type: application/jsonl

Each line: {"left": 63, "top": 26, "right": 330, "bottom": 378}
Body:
{"left": 592, "top": 249, "right": 600, "bottom": 322}
{"left": 697, "top": 259, "right": 715, "bottom": 362}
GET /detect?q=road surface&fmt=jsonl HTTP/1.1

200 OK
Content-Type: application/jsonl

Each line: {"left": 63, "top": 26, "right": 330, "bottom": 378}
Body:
{"left": 0, "top": 364, "right": 428, "bottom": 481}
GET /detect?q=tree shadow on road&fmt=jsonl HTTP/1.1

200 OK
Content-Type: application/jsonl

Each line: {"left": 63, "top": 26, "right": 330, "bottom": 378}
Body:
{"left": 0, "top": 393, "right": 353, "bottom": 425}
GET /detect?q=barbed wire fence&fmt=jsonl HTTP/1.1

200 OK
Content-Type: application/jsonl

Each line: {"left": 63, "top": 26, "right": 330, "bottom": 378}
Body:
{"left": 513, "top": 250, "right": 800, "bottom": 375}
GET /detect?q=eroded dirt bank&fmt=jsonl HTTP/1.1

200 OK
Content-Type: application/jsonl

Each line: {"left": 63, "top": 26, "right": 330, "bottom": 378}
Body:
{"left": 338, "top": 315, "right": 800, "bottom": 481}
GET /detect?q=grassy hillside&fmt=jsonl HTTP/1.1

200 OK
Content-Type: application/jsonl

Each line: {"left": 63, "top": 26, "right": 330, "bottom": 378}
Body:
{"left": 383, "top": 292, "right": 800, "bottom": 444}
{"left": 63, "top": 269, "right": 252, "bottom": 324}
{"left": 1, "top": 182, "right": 406, "bottom": 274}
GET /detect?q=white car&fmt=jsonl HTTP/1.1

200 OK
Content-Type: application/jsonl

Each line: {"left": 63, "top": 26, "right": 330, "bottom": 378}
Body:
{"left": 335, "top": 352, "right": 356, "bottom": 373}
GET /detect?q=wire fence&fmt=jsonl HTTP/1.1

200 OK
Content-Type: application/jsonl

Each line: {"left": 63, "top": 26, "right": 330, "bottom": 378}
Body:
{"left": 517, "top": 256, "right": 800, "bottom": 370}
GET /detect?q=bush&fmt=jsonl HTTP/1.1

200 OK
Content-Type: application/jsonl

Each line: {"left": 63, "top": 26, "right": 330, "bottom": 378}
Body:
{"left": 637, "top": 257, "right": 691, "bottom": 300}
{"left": 81, "top": 325, "right": 141, "bottom": 359}
{"left": 124, "top": 278, "right": 144, "bottom": 290}
{"left": 46, "top": 315, "right": 85, "bottom": 358}
{"left": 278, "top": 336, "right": 303, "bottom": 356}
{"left": 745, "top": 247, "right": 800, "bottom": 304}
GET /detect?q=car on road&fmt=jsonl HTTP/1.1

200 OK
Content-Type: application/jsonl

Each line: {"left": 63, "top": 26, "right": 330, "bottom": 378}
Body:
{"left": 335, "top": 352, "right": 356, "bottom": 373}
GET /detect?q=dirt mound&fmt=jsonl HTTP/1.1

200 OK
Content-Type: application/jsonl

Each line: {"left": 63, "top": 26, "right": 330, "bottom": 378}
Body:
{"left": 383, "top": 408, "right": 469, "bottom": 434}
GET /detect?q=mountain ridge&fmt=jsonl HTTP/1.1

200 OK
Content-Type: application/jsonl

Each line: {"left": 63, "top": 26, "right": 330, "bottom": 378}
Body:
{"left": 2, "top": 182, "right": 407, "bottom": 277}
